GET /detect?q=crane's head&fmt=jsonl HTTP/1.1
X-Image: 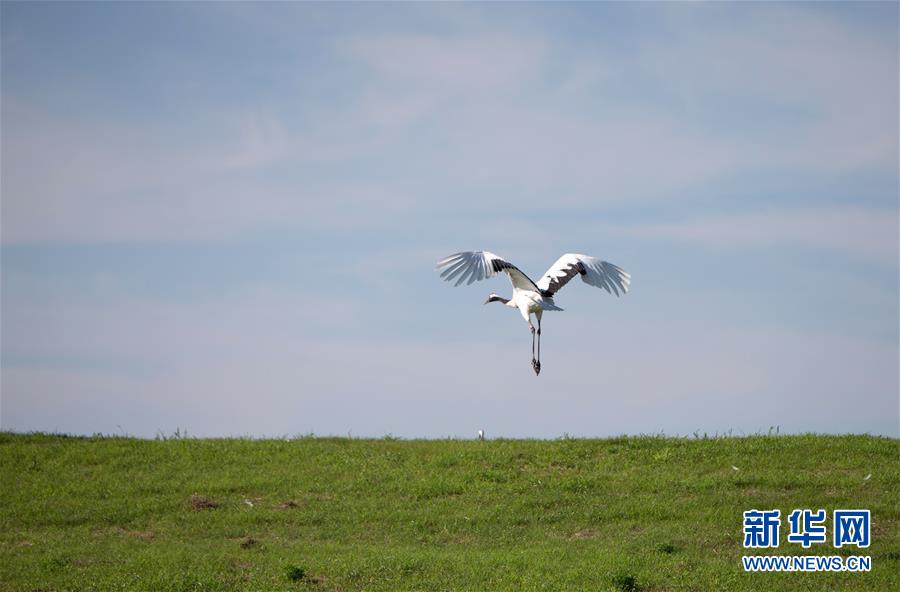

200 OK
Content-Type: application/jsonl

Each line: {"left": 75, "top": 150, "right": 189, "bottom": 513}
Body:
{"left": 484, "top": 292, "right": 508, "bottom": 305}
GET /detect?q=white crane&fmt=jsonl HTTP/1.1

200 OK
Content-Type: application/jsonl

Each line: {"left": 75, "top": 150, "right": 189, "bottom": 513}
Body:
{"left": 435, "top": 251, "right": 630, "bottom": 375}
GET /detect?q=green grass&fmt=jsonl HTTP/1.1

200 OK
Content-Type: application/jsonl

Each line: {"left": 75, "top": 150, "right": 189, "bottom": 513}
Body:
{"left": 1, "top": 433, "right": 897, "bottom": 591}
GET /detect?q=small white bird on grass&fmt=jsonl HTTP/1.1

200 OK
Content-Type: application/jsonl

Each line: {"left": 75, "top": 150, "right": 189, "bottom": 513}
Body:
{"left": 435, "top": 250, "right": 630, "bottom": 375}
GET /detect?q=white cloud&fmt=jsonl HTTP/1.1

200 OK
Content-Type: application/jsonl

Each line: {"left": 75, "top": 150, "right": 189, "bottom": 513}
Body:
{"left": 343, "top": 34, "right": 547, "bottom": 91}
{"left": 626, "top": 206, "right": 898, "bottom": 265}
{"left": 2, "top": 6, "right": 896, "bottom": 243}
{"left": 3, "top": 292, "right": 896, "bottom": 437}
{"left": 637, "top": 5, "right": 898, "bottom": 173}
{"left": 1, "top": 101, "right": 422, "bottom": 242}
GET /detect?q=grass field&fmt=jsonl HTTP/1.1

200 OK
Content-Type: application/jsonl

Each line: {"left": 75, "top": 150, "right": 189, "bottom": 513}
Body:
{"left": 1, "top": 432, "right": 897, "bottom": 591}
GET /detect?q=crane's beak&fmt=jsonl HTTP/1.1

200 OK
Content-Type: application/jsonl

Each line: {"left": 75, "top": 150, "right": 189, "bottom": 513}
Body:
{"left": 484, "top": 296, "right": 492, "bottom": 305}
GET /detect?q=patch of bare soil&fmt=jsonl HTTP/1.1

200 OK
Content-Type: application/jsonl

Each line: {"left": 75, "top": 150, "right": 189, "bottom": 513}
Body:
{"left": 92, "top": 527, "right": 156, "bottom": 540}
{"left": 228, "top": 558, "right": 253, "bottom": 581}
{"left": 188, "top": 494, "right": 219, "bottom": 510}
{"left": 569, "top": 528, "right": 597, "bottom": 540}
{"left": 240, "top": 536, "right": 257, "bottom": 549}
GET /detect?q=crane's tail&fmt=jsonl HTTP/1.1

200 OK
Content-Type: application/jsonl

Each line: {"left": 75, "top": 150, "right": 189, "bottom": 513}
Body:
{"left": 542, "top": 299, "right": 564, "bottom": 311}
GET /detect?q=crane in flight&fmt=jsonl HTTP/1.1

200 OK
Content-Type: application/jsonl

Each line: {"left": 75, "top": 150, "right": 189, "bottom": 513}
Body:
{"left": 435, "top": 251, "right": 630, "bottom": 375}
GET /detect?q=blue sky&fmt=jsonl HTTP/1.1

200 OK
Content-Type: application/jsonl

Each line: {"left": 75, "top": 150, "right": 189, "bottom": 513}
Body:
{"left": 2, "top": 2, "right": 897, "bottom": 438}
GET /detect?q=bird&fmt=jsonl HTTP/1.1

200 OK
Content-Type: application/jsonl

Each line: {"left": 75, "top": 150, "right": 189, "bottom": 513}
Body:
{"left": 435, "top": 251, "right": 630, "bottom": 375}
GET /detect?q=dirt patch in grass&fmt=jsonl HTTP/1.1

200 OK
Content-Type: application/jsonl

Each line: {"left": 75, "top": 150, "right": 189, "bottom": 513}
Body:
{"left": 240, "top": 536, "right": 257, "bottom": 549}
{"left": 188, "top": 494, "right": 219, "bottom": 511}
{"left": 122, "top": 528, "right": 155, "bottom": 540}
{"left": 71, "top": 556, "right": 114, "bottom": 568}
{"left": 228, "top": 559, "right": 253, "bottom": 582}
{"left": 93, "top": 527, "right": 156, "bottom": 540}
{"left": 569, "top": 528, "right": 597, "bottom": 540}
{"left": 278, "top": 499, "right": 301, "bottom": 509}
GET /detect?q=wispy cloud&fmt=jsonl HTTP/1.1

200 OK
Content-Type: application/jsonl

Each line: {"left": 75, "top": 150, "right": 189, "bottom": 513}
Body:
{"left": 4, "top": 3, "right": 896, "bottom": 244}
{"left": 4, "top": 294, "right": 896, "bottom": 437}
{"left": 344, "top": 34, "right": 547, "bottom": 92}
{"left": 637, "top": 4, "right": 898, "bottom": 173}
{"left": 627, "top": 206, "right": 898, "bottom": 265}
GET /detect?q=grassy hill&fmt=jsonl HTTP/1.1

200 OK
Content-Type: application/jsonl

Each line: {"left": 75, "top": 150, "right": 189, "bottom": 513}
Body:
{"left": 1, "top": 433, "right": 897, "bottom": 591}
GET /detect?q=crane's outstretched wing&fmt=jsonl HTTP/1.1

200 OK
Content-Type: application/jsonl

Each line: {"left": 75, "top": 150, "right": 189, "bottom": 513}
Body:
{"left": 536, "top": 253, "right": 630, "bottom": 297}
{"left": 435, "top": 251, "right": 539, "bottom": 291}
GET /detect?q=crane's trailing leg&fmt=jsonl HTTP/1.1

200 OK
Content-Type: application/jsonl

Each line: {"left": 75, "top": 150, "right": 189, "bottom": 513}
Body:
{"left": 523, "top": 306, "right": 540, "bottom": 375}
{"left": 526, "top": 311, "right": 541, "bottom": 376}
{"left": 530, "top": 322, "right": 536, "bottom": 368}
{"left": 529, "top": 316, "right": 541, "bottom": 376}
